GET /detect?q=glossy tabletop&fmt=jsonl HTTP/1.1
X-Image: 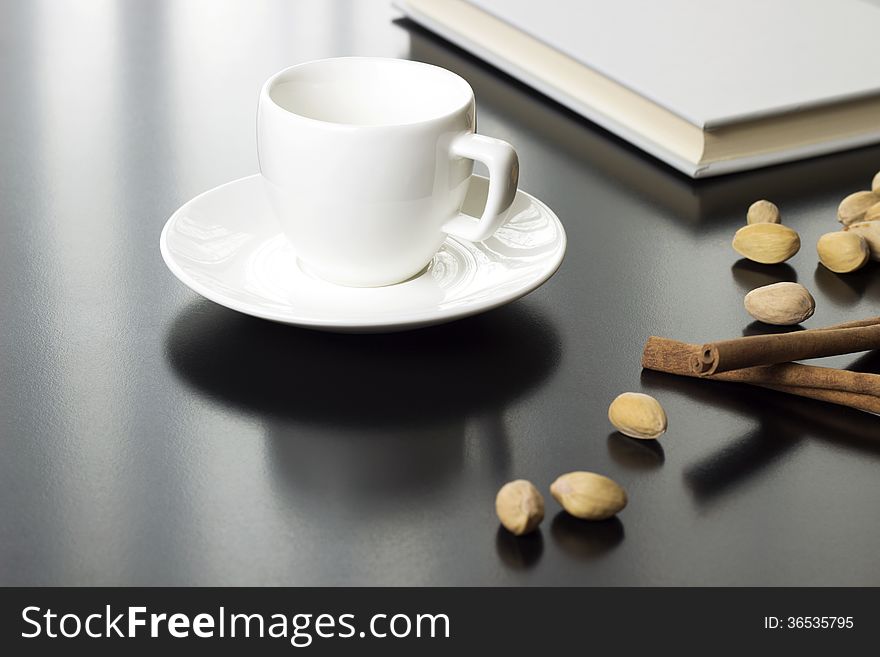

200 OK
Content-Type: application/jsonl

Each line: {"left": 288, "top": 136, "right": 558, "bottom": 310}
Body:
{"left": 2, "top": 0, "right": 879, "bottom": 586}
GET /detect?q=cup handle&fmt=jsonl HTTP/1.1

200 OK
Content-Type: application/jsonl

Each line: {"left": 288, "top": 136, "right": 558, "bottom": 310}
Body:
{"left": 442, "top": 132, "right": 519, "bottom": 242}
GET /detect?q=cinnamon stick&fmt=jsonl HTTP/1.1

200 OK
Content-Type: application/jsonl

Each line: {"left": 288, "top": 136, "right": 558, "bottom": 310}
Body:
{"left": 818, "top": 317, "right": 880, "bottom": 331}
{"left": 760, "top": 385, "right": 880, "bottom": 415}
{"left": 692, "top": 319, "right": 880, "bottom": 375}
{"left": 642, "top": 336, "right": 880, "bottom": 415}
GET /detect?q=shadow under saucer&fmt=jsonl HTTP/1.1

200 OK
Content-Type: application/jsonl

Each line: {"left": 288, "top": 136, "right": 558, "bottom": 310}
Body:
{"left": 165, "top": 298, "right": 561, "bottom": 427}
{"left": 164, "top": 299, "right": 563, "bottom": 502}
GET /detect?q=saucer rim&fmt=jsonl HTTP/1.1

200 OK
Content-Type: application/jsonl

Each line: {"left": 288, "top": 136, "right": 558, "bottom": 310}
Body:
{"left": 160, "top": 174, "right": 566, "bottom": 331}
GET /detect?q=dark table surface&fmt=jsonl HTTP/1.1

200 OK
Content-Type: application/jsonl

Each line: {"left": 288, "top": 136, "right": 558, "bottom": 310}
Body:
{"left": 2, "top": 0, "right": 880, "bottom": 586}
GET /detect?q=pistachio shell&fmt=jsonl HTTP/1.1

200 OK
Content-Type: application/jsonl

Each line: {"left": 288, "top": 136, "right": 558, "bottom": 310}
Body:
{"left": 746, "top": 199, "right": 781, "bottom": 224}
{"left": 863, "top": 201, "right": 880, "bottom": 223}
{"left": 495, "top": 480, "right": 544, "bottom": 536}
{"left": 608, "top": 392, "right": 667, "bottom": 439}
{"left": 550, "top": 472, "right": 627, "bottom": 521}
{"left": 845, "top": 221, "right": 880, "bottom": 261}
{"left": 732, "top": 223, "right": 800, "bottom": 264}
{"left": 744, "top": 282, "right": 815, "bottom": 325}
{"left": 838, "top": 190, "right": 880, "bottom": 226}
{"left": 872, "top": 171, "right": 880, "bottom": 195}
{"left": 817, "top": 231, "right": 869, "bottom": 273}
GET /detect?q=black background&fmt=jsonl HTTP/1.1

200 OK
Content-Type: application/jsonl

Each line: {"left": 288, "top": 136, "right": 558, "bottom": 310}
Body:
{"left": 1, "top": 0, "right": 879, "bottom": 586}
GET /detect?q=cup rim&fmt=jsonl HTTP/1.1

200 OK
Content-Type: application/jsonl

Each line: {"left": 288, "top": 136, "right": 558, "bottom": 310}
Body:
{"left": 259, "top": 56, "right": 475, "bottom": 130}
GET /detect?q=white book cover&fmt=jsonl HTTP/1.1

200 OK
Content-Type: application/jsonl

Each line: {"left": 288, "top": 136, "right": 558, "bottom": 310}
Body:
{"left": 468, "top": 0, "right": 880, "bottom": 129}
{"left": 397, "top": 0, "right": 880, "bottom": 177}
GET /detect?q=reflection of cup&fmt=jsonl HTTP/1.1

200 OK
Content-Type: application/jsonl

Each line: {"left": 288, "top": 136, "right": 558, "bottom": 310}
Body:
{"left": 257, "top": 57, "right": 519, "bottom": 287}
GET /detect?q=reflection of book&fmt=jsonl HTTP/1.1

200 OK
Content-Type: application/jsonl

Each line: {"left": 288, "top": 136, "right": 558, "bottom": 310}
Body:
{"left": 396, "top": 0, "right": 880, "bottom": 178}
{"left": 403, "top": 19, "right": 880, "bottom": 224}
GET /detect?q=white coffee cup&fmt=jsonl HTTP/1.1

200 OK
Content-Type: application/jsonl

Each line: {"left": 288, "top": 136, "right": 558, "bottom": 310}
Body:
{"left": 257, "top": 57, "right": 519, "bottom": 287}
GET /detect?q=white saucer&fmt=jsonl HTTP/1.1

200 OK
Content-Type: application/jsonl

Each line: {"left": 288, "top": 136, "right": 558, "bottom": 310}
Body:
{"left": 160, "top": 174, "right": 566, "bottom": 332}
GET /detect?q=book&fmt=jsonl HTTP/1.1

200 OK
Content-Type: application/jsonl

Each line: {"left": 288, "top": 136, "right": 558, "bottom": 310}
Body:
{"left": 395, "top": 0, "right": 880, "bottom": 178}
{"left": 407, "top": 23, "right": 880, "bottom": 223}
